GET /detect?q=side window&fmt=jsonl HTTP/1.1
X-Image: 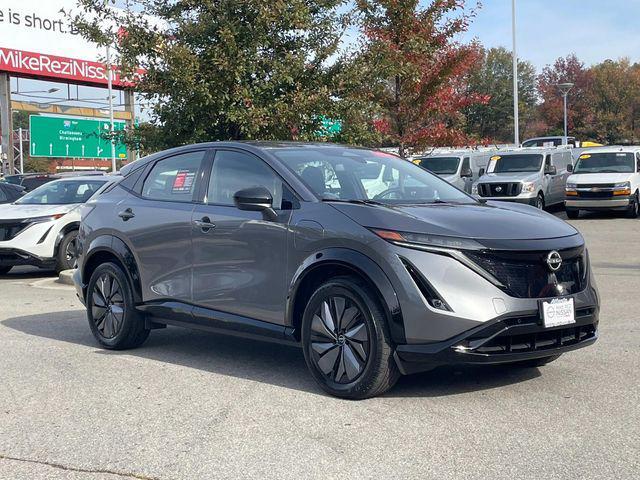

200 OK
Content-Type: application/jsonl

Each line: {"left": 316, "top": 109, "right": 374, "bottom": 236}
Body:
{"left": 142, "top": 151, "right": 205, "bottom": 202}
{"left": 462, "top": 157, "right": 470, "bottom": 171}
{"left": 0, "top": 186, "right": 7, "bottom": 202}
{"left": 545, "top": 154, "right": 552, "bottom": 167}
{"left": 208, "top": 150, "right": 283, "bottom": 208}
{"left": 636, "top": 153, "right": 640, "bottom": 172}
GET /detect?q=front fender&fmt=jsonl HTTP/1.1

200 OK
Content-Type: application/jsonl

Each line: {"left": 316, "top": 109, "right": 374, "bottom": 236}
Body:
{"left": 286, "top": 247, "right": 405, "bottom": 343}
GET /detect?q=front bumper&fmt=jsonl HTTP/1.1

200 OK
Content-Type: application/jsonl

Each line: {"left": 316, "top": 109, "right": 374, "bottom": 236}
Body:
{"left": 394, "top": 305, "right": 598, "bottom": 374}
{"left": 0, "top": 248, "right": 55, "bottom": 268}
{"left": 476, "top": 195, "right": 537, "bottom": 206}
{"left": 565, "top": 197, "right": 631, "bottom": 210}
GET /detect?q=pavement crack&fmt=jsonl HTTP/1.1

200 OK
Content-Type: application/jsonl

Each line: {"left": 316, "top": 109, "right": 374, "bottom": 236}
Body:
{"left": 0, "top": 453, "right": 162, "bottom": 480}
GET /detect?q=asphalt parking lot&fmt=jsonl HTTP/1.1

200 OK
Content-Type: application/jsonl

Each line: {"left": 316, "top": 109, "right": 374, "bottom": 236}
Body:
{"left": 0, "top": 210, "right": 639, "bottom": 480}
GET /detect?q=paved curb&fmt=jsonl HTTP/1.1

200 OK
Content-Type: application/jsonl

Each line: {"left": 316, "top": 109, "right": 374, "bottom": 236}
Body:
{"left": 57, "top": 269, "right": 76, "bottom": 286}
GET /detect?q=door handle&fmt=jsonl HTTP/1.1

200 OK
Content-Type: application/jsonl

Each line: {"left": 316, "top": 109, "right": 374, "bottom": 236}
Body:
{"left": 194, "top": 217, "right": 216, "bottom": 232}
{"left": 118, "top": 208, "right": 135, "bottom": 221}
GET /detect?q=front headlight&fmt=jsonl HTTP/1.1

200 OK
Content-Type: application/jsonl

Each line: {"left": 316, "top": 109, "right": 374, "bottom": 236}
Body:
{"left": 471, "top": 184, "right": 478, "bottom": 195}
{"left": 22, "top": 213, "right": 66, "bottom": 224}
{"left": 613, "top": 181, "right": 631, "bottom": 196}
{"left": 521, "top": 182, "right": 537, "bottom": 193}
{"left": 566, "top": 183, "right": 577, "bottom": 190}
{"left": 371, "top": 229, "right": 484, "bottom": 251}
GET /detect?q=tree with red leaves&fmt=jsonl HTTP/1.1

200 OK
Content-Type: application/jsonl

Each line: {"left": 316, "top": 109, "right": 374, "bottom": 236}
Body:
{"left": 349, "top": 0, "right": 488, "bottom": 156}
{"left": 537, "top": 54, "right": 594, "bottom": 139}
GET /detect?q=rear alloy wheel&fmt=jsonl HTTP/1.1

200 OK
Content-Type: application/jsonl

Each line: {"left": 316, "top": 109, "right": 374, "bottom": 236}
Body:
{"left": 0, "top": 266, "right": 12, "bottom": 275}
{"left": 56, "top": 230, "right": 79, "bottom": 272}
{"left": 87, "top": 262, "right": 149, "bottom": 350}
{"left": 535, "top": 193, "right": 545, "bottom": 210}
{"left": 301, "top": 276, "right": 399, "bottom": 399}
{"left": 626, "top": 192, "right": 639, "bottom": 218}
{"left": 566, "top": 208, "right": 580, "bottom": 219}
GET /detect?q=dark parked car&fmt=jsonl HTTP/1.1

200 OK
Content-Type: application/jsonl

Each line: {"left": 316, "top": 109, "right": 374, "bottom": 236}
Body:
{"left": 0, "top": 182, "right": 25, "bottom": 204}
{"left": 74, "top": 142, "right": 599, "bottom": 399}
{"left": 4, "top": 173, "right": 60, "bottom": 192}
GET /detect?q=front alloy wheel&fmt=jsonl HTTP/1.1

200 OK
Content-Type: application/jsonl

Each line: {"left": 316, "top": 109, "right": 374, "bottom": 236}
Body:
{"left": 309, "top": 296, "right": 370, "bottom": 384}
{"left": 301, "top": 276, "right": 399, "bottom": 399}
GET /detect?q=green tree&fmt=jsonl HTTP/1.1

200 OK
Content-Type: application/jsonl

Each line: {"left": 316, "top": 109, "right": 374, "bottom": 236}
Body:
{"left": 346, "top": 0, "right": 487, "bottom": 157}
{"left": 587, "top": 59, "right": 640, "bottom": 144}
{"left": 71, "top": 0, "right": 348, "bottom": 150}
{"left": 464, "top": 47, "right": 537, "bottom": 143}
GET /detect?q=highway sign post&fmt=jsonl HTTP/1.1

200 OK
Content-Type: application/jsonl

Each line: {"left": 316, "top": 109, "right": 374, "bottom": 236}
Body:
{"left": 29, "top": 113, "right": 127, "bottom": 159}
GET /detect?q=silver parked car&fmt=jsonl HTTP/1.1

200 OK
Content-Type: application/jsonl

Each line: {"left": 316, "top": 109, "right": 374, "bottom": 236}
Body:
{"left": 472, "top": 147, "right": 574, "bottom": 209}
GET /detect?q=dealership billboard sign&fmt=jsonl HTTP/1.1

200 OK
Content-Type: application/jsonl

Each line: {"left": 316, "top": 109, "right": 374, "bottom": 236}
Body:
{"left": 0, "top": 0, "right": 133, "bottom": 87}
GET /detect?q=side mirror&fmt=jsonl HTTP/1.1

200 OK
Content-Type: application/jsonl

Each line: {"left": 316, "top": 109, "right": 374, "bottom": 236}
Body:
{"left": 567, "top": 164, "right": 573, "bottom": 173}
{"left": 478, "top": 168, "right": 485, "bottom": 177}
{"left": 545, "top": 165, "right": 557, "bottom": 176}
{"left": 460, "top": 167, "right": 473, "bottom": 178}
{"left": 234, "top": 186, "right": 277, "bottom": 220}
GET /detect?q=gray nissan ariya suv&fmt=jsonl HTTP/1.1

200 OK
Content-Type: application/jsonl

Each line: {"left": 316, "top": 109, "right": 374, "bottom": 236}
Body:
{"left": 74, "top": 142, "right": 599, "bottom": 399}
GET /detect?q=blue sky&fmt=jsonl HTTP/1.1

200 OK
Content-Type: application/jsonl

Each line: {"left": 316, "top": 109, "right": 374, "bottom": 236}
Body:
{"left": 463, "top": 0, "right": 640, "bottom": 70}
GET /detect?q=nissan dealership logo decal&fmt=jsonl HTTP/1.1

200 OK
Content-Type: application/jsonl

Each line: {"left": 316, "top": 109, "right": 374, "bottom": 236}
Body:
{"left": 546, "top": 251, "right": 563, "bottom": 272}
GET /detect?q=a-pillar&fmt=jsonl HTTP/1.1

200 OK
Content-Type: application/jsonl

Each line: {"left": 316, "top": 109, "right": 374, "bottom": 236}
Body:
{"left": 0, "top": 72, "right": 13, "bottom": 176}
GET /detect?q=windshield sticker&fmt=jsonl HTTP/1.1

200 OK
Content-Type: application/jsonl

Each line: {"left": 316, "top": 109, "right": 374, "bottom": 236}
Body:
{"left": 487, "top": 156, "right": 500, "bottom": 173}
{"left": 579, "top": 154, "right": 591, "bottom": 159}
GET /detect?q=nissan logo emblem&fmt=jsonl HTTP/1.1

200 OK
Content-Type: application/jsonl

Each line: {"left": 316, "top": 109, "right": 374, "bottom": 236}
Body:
{"left": 546, "top": 251, "right": 563, "bottom": 272}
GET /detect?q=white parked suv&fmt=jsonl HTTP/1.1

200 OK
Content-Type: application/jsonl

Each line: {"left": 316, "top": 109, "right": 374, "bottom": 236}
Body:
{"left": 565, "top": 147, "right": 640, "bottom": 219}
{"left": 0, "top": 176, "right": 116, "bottom": 275}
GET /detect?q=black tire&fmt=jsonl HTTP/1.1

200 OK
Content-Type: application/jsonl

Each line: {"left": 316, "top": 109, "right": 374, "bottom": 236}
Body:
{"left": 510, "top": 354, "right": 561, "bottom": 368}
{"left": 566, "top": 208, "right": 580, "bottom": 219}
{"left": 535, "top": 193, "right": 545, "bottom": 210}
{"left": 626, "top": 192, "right": 639, "bottom": 218}
{"left": 301, "top": 276, "right": 400, "bottom": 399}
{"left": 86, "top": 262, "right": 150, "bottom": 350}
{"left": 0, "top": 266, "right": 12, "bottom": 275}
{"left": 55, "top": 230, "right": 79, "bottom": 273}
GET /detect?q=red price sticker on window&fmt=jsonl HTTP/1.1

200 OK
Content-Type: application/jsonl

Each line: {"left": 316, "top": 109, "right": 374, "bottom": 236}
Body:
{"left": 172, "top": 170, "right": 195, "bottom": 192}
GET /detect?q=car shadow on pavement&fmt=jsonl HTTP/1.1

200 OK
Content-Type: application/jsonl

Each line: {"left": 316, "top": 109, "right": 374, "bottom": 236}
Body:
{"left": 2, "top": 310, "right": 541, "bottom": 398}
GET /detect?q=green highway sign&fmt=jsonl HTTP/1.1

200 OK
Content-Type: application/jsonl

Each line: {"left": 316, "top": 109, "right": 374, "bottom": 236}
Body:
{"left": 29, "top": 114, "right": 128, "bottom": 159}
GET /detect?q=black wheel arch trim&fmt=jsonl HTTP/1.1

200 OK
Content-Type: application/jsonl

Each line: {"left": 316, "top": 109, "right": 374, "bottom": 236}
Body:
{"left": 83, "top": 234, "right": 143, "bottom": 304}
{"left": 286, "top": 247, "right": 406, "bottom": 344}
{"left": 53, "top": 222, "right": 80, "bottom": 256}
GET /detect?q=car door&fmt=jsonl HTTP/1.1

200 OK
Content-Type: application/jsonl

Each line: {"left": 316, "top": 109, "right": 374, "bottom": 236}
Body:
{"left": 117, "top": 149, "right": 208, "bottom": 303}
{"left": 191, "top": 148, "right": 291, "bottom": 325}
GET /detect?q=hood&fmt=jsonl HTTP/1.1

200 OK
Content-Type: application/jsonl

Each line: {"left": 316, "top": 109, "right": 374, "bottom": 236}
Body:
{"left": 0, "top": 203, "right": 78, "bottom": 221}
{"left": 568, "top": 173, "right": 633, "bottom": 184}
{"left": 330, "top": 201, "right": 578, "bottom": 242}
{"left": 477, "top": 172, "right": 539, "bottom": 184}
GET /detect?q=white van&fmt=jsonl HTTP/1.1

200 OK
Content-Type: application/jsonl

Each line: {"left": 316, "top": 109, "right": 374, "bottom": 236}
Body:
{"left": 565, "top": 147, "right": 640, "bottom": 218}
{"left": 413, "top": 151, "right": 492, "bottom": 193}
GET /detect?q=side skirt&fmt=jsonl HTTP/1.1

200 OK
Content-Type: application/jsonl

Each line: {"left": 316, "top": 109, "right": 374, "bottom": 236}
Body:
{"left": 137, "top": 301, "right": 300, "bottom": 347}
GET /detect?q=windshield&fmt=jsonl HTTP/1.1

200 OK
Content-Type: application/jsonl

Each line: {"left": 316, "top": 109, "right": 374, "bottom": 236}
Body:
{"left": 16, "top": 179, "right": 107, "bottom": 205}
{"left": 574, "top": 153, "right": 635, "bottom": 174}
{"left": 491, "top": 154, "right": 543, "bottom": 173}
{"left": 271, "top": 147, "right": 474, "bottom": 204}
{"left": 415, "top": 157, "right": 460, "bottom": 175}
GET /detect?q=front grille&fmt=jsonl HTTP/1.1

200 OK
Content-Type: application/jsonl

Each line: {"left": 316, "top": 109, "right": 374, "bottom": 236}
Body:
{"left": 477, "top": 182, "right": 522, "bottom": 197}
{"left": 0, "top": 221, "right": 28, "bottom": 242}
{"left": 464, "top": 247, "right": 587, "bottom": 298}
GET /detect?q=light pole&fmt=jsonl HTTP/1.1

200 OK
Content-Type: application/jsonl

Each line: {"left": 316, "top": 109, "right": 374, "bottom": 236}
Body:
{"left": 511, "top": 0, "right": 519, "bottom": 146}
{"left": 557, "top": 83, "right": 574, "bottom": 139}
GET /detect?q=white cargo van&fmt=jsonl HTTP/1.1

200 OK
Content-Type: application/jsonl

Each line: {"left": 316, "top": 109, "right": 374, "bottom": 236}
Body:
{"left": 413, "top": 151, "right": 492, "bottom": 193}
{"left": 565, "top": 147, "right": 640, "bottom": 218}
